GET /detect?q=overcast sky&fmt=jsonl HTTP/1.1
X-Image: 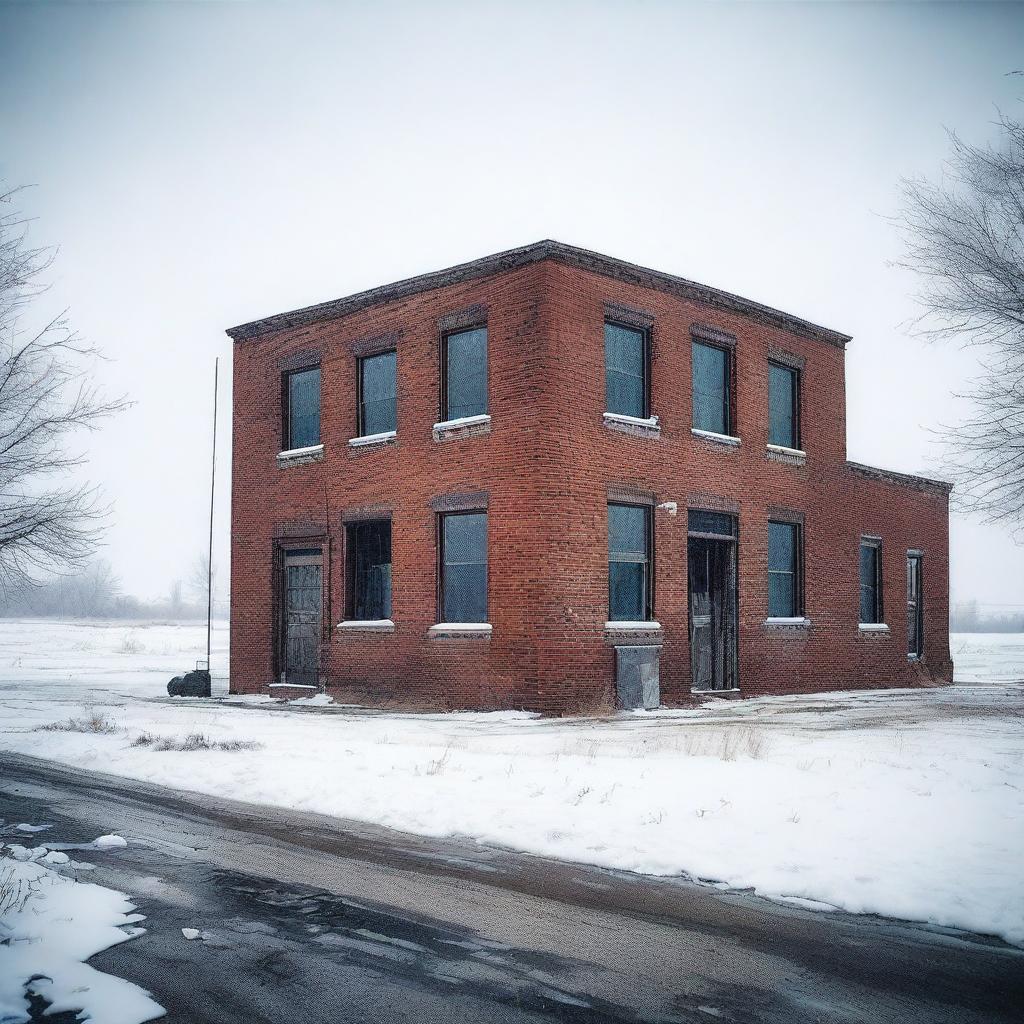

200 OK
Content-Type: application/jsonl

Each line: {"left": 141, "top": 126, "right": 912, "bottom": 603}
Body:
{"left": 1, "top": 0, "right": 1023, "bottom": 610}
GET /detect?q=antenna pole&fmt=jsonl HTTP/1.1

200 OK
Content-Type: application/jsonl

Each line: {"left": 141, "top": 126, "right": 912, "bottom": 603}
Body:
{"left": 207, "top": 357, "right": 219, "bottom": 672}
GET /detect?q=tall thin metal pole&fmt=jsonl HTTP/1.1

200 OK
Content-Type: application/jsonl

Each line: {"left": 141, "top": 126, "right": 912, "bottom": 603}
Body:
{"left": 207, "top": 357, "right": 219, "bottom": 672}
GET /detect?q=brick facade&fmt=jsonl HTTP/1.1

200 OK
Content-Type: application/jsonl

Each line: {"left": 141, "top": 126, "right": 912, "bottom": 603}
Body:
{"left": 227, "top": 241, "right": 953, "bottom": 714}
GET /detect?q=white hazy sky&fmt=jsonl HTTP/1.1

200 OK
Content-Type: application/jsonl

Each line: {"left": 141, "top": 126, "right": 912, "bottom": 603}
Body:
{"left": 1, "top": 0, "right": 1023, "bottom": 610}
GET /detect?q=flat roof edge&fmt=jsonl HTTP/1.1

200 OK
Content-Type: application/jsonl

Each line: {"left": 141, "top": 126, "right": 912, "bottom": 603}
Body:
{"left": 847, "top": 461, "right": 953, "bottom": 496}
{"left": 225, "top": 240, "right": 852, "bottom": 348}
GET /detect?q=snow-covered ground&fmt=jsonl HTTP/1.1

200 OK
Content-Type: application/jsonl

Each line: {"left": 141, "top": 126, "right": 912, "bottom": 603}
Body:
{"left": 0, "top": 620, "right": 1022, "bottom": 947}
{"left": 0, "top": 831, "right": 164, "bottom": 1024}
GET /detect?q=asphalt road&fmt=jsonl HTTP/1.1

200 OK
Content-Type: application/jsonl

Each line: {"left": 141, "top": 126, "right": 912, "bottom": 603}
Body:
{"left": 1, "top": 751, "right": 1021, "bottom": 1024}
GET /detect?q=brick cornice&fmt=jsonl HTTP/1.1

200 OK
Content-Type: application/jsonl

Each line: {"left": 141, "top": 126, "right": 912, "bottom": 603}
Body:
{"left": 226, "top": 240, "right": 852, "bottom": 349}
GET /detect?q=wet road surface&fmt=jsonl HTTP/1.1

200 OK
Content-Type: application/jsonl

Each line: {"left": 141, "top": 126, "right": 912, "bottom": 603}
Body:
{"left": 1, "top": 751, "right": 1021, "bottom": 1023}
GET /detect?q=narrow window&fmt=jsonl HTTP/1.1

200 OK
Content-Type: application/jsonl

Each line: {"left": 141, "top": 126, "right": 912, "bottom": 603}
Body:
{"left": 605, "top": 322, "right": 649, "bottom": 418}
{"left": 768, "top": 362, "right": 800, "bottom": 449}
{"left": 284, "top": 367, "right": 321, "bottom": 450}
{"left": 442, "top": 327, "right": 487, "bottom": 421}
{"left": 907, "top": 553, "right": 923, "bottom": 657}
{"left": 358, "top": 351, "right": 397, "bottom": 437}
{"left": 859, "top": 538, "right": 883, "bottom": 624}
{"left": 768, "top": 521, "right": 802, "bottom": 617}
{"left": 440, "top": 512, "right": 487, "bottom": 622}
{"left": 347, "top": 520, "right": 392, "bottom": 620}
{"left": 608, "top": 503, "right": 652, "bottom": 621}
{"left": 692, "top": 341, "right": 731, "bottom": 435}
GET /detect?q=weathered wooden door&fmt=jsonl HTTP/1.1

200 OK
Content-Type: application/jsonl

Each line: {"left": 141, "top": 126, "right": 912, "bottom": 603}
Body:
{"left": 282, "top": 549, "right": 322, "bottom": 686}
{"left": 907, "top": 553, "right": 923, "bottom": 658}
{"left": 688, "top": 536, "right": 736, "bottom": 691}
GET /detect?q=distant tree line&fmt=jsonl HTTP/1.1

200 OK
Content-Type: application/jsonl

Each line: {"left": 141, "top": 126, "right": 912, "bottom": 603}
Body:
{"left": 950, "top": 600, "right": 1024, "bottom": 633}
{"left": 0, "top": 557, "right": 227, "bottom": 620}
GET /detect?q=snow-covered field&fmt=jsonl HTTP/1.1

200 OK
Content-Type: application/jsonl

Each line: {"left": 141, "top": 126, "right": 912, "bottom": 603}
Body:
{"left": 1, "top": 620, "right": 1022, "bottom": 946}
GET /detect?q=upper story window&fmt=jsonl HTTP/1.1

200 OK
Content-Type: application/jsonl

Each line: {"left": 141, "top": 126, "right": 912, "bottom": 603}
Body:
{"left": 859, "top": 537, "right": 883, "bottom": 624}
{"left": 440, "top": 511, "right": 488, "bottom": 622}
{"left": 605, "top": 322, "right": 649, "bottom": 419}
{"left": 347, "top": 520, "right": 392, "bottom": 620}
{"left": 608, "top": 503, "right": 653, "bottom": 621}
{"left": 442, "top": 327, "right": 488, "bottom": 422}
{"left": 358, "top": 351, "right": 397, "bottom": 436}
{"left": 768, "top": 362, "right": 800, "bottom": 449}
{"left": 692, "top": 341, "right": 732, "bottom": 435}
{"left": 284, "top": 366, "right": 321, "bottom": 450}
{"left": 768, "top": 521, "right": 803, "bottom": 617}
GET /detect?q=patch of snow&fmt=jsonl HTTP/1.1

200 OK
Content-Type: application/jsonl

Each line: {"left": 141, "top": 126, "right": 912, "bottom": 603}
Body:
{"left": 14, "top": 823, "right": 51, "bottom": 833}
{"left": 0, "top": 854, "right": 164, "bottom": 1024}
{"left": 41, "top": 851, "right": 70, "bottom": 865}
{"left": 180, "top": 927, "right": 201, "bottom": 940}
{"left": 93, "top": 834, "right": 128, "bottom": 850}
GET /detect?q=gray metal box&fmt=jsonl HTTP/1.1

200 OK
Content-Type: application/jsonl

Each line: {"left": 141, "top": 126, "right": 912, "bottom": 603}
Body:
{"left": 615, "top": 645, "right": 661, "bottom": 710}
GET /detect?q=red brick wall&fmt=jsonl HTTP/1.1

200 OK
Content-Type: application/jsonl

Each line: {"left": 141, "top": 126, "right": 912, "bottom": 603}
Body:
{"left": 229, "top": 258, "right": 952, "bottom": 713}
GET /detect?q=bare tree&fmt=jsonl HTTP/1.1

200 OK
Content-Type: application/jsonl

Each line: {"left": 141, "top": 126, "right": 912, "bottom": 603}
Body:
{"left": 187, "top": 552, "right": 219, "bottom": 612}
{"left": 0, "top": 187, "right": 127, "bottom": 588}
{"left": 895, "top": 112, "right": 1024, "bottom": 534}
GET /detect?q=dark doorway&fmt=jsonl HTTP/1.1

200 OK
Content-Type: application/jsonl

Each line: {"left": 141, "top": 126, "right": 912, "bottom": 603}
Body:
{"left": 281, "top": 549, "right": 322, "bottom": 686}
{"left": 687, "top": 511, "right": 737, "bottom": 692}
{"left": 907, "top": 553, "right": 923, "bottom": 659}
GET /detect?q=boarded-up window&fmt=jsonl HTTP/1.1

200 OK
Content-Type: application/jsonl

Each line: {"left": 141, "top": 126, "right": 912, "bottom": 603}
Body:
{"left": 605, "top": 322, "right": 648, "bottom": 418}
{"left": 347, "top": 520, "right": 392, "bottom": 620}
{"left": 285, "top": 367, "right": 321, "bottom": 449}
{"left": 859, "top": 538, "right": 883, "bottom": 623}
{"left": 768, "top": 362, "right": 799, "bottom": 449}
{"left": 359, "top": 351, "right": 397, "bottom": 436}
{"left": 692, "top": 342, "right": 731, "bottom": 435}
{"left": 443, "top": 328, "right": 488, "bottom": 421}
{"left": 768, "top": 521, "right": 802, "bottom": 617}
{"left": 608, "top": 503, "right": 652, "bottom": 621}
{"left": 440, "top": 512, "right": 488, "bottom": 622}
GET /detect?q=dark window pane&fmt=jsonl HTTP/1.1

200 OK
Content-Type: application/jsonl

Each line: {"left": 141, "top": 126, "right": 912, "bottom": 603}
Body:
{"left": 350, "top": 521, "right": 392, "bottom": 620}
{"left": 768, "top": 522, "right": 796, "bottom": 572}
{"left": 859, "top": 543, "right": 880, "bottom": 622}
{"left": 360, "top": 351, "right": 397, "bottom": 436}
{"left": 768, "top": 363, "right": 798, "bottom": 448}
{"left": 608, "top": 503, "right": 650, "bottom": 621}
{"left": 609, "top": 562, "right": 645, "bottom": 621}
{"left": 608, "top": 503, "right": 647, "bottom": 556}
{"left": 442, "top": 513, "right": 487, "bottom": 622}
{"left": 445, "top": 328, "right": 487, "bottom": 420}
{"left": 288, "top": 368, "right": 321, "bottom": 448}
{"left": 692, "top": 342, "right": 729, "bottom": 434}
{"left": 605, "top": 323, "right": 647, "bottom": 418}
{"left": 768, "top": 573, "right": 795, "bottom": 618}
{"left": 687, "top": 510, "right": 735, "bottom": 536}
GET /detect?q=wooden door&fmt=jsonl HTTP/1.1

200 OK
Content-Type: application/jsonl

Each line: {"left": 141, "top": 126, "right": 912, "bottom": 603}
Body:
{"left": 282, "top": 549, "right": 322, "bottom": 686}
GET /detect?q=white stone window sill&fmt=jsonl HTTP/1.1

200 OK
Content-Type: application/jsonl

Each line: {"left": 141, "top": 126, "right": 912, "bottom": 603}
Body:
{"left": 764, "top": 617, "right": 811, "bottom": 627}
{"left": 433, "top": 414, "right": 491, "bottom": 441}
{"left": 277, "top": 443, "right": 324, "bottom": 465}
{"left": 692, "top": 688, "right": 741, "bottom": 695}
{"left": 337, "top": 619, "right": 395, "bottom": 633}
{"left": 691, "top": 428, "right": 741, "bottom": 447}
{"left": 766, "top": 443, "right": 806, "bottom": 465}
{"left": 428, "top": 622, "right": 492, "bottom": 637}
{"left": 603, "top": 412, "right": 661, "bottom": 438}
{"left": 348, "top": 430, "right": 396, "bottom": 449}
{"left": 908, "top": 653, "right": 923, "bottom": 661}
{"left": 859, "top": 623, "right": 890, "bottom": 632}
{"left": 269, "top": 682, "right": 317, "bottom": 690}
{"left": 604, "top": 620, "right": 662, "bottom": 631}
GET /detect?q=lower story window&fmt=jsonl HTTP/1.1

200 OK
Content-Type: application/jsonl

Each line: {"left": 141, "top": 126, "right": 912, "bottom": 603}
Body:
{"left": 347, "top": 520, "right": 392, "bottom": 620}
{"left": 608, "top": 503, "right": 652, "bottom": 620}
{"left": 440, "top": 511, "right": 488, "bottom": 622}
{"left": 860, "top": 538, "right": 883, "bottom": 623}
{"left": 768, "top": 520, "right": 802, "bottom": 617}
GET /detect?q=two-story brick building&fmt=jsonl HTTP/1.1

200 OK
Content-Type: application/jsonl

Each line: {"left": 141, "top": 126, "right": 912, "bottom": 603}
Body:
{"left": 226, "top": 240, "right": 953, "bottom": 713}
